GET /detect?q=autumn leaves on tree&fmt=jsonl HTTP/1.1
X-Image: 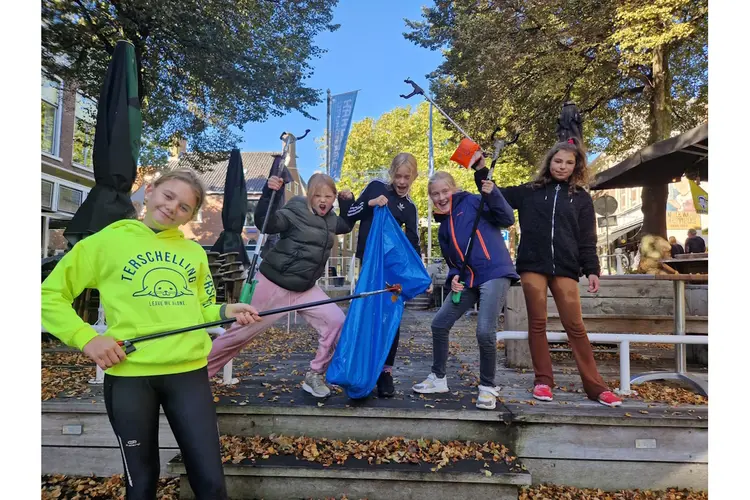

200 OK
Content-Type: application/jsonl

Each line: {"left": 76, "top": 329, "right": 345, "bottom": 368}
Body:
{"left": 404, "top": 0, "right": 707, "bottom": 237}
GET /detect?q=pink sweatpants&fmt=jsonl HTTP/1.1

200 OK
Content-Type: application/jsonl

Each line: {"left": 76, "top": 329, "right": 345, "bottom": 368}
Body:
{"left": 207, "top": 272, "right": 345, "bottom": 378}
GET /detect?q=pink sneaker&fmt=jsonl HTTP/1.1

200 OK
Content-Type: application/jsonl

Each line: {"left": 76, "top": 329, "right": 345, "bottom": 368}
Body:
{"left": 533, "top": 384, "right": 554, "bottom": 402}
{"left": 597, "top": 391, "right": 623, "bottom": 407}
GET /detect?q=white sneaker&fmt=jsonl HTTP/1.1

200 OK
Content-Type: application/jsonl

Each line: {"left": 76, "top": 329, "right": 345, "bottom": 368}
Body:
{"left": 476, "top": 385, "right": 500, "bottom": 410}
{"left": 302, "top": 371, "right": 331, "bottom": 398}
{"left": 412, "top": 373, "right": 450, "bottom": 394}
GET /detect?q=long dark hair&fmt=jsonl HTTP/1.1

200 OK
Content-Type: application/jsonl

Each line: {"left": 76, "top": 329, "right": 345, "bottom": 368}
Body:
{"left": 532, "top": 137, "right": 589, "bottom": 192}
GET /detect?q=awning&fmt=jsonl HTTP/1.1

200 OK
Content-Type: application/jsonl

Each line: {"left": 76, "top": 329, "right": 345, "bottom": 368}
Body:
{"left": 597, "top": 220, "right": 643, "bottom": 247}
{"left": 591, "top": 123, "right": 708, "bottom": 190}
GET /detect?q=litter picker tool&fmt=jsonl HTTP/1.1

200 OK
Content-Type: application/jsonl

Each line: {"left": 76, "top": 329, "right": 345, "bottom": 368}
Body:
{"left": 239, "top": 129, "right": 310, "bottom": 305}
{"left": 451, "top": 128, "right": 518, "bottom": 304}
{"left": 400, "top": 78, "right": 478, "bottom": 145}
{"left": 400, "top": 78, "right": 518, "bottom": 170}
{"left": 117, "top": 284, "right": 403, "bottom": 354}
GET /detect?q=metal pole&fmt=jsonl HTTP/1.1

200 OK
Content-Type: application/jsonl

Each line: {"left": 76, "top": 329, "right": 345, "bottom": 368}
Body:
{"left": 427, "top": 102, "right": 435, "bottom": 261}
{"left": 325, "top": 89, "right": 332, "bottom": 287}
{"left": 605, "top": 222, "right": 611, "bottom": 275}
{"left": 674, "top": 280, "right": 687, "bottom": 373}
{"left": 326, "top": 89, "right": 331, "bottom": 175}
{"left": 42, "top": 215, "right": 50, "bottom": 258}
{"left": 619, "top": 341, "right": 631, "bottom": 395}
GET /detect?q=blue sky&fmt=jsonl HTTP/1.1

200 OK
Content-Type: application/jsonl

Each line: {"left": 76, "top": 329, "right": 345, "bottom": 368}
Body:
{"left": 237, "top": 1, "right": 443, "bottom": 182}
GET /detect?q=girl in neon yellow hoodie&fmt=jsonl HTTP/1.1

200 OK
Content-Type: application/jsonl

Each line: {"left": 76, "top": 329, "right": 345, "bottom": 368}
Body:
{"left": 42, "top": 169, "right": 260, "bottom": 499}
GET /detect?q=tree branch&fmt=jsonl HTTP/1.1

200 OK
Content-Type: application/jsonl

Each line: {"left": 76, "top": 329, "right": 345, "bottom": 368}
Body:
{"left": 73, "top": 0, "right": 114, "bottom": 54}
{"left": 581, "top": 86, "right": 646, "bottom": 114}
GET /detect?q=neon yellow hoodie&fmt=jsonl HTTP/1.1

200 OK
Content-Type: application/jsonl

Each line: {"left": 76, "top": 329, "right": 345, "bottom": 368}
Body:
{"left": 42, "top": 219, "right": 223, "bottom": 377}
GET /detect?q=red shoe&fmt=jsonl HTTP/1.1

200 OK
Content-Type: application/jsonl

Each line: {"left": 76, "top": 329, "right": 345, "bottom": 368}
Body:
{"left": 533, "top": 384, "right": 554, "bottom": 402}
{"left": 597, "top": 391, "right": 622, "bottom": 407}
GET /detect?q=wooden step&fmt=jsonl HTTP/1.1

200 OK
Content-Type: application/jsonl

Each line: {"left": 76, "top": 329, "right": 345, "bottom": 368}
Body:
{"left": 167, "top": 442, "right": 530, "bottom": 500}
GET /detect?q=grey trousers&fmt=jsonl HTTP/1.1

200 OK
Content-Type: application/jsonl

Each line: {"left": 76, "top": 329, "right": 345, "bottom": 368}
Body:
{"left": 430, "top": 277, "right": 511, "bottom": 387}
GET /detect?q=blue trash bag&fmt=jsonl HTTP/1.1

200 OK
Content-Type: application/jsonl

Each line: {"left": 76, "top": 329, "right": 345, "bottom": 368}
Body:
{"left": 326, "top": 207, "right": 431, "bottom": 399}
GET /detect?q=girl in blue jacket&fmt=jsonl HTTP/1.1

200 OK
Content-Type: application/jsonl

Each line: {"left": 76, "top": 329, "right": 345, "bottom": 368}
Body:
{"left": 413, "top": 171, "right": 518, "bottom": 410}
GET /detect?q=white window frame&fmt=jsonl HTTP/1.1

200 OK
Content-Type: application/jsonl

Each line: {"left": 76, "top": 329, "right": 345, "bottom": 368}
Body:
{"left": 42, "top": 179, "right": 54, "bottom": 210}
{"left": 72, "top": 91, "right": 97, "bottom": 171}
{"left": 41, "top": 74, "right": 64, "bottom": 159}
{"left": 41, "top": 173, "right": 91, "bottom": 214}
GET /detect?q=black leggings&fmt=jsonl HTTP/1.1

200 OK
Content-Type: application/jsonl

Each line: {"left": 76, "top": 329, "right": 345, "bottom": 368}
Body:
{"left": 104, "top": 367, "right": 227, "bottom": 500}
{"left": 384, "top": 327, "right": 400, "bottom": 368}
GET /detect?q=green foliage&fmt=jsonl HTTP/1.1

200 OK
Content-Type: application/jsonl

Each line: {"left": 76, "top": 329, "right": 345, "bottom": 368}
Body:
{"left": 336, "top": 102, "right": 535, "bottom": 221}
{"left": 42, "top": 0, "right": 340, "bottom": 167}
{"left": 404, "top": 0, "right": 707, "bottom": 160}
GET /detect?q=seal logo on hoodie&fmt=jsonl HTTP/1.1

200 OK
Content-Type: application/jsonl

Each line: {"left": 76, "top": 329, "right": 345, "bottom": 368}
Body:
{"left": 132, "top": 268, "right": 194, "bottom": 298}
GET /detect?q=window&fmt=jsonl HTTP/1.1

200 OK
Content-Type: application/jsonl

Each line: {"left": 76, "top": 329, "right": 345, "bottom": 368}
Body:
{"left": 73, "top": 92, "right": 97, "bottom": 168}
{"left": 294, "top": 182, "right": 299, "bottom": 195}
{"left": 286, "top": 182, "right": 291, "bottom": 193}
{"left": 631, "top": 189, "right": 638, "bottom": 205}
{"left": 619, "top": 191, "right": 626, "bottom": 212}
{"left": 244, "top": 201, "right": 259, "bottom": 227}
{"left": 41, "top": 76, "right": 61, "bottom": 155}
{"left": 58, "top": 185, "right": 83, "bottom": 214}
{"left": 42, "top": 180, "right": 53, "bottom": 210}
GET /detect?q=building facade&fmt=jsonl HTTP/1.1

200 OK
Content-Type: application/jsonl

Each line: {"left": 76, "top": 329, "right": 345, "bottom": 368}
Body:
{"left": 42, "top": 72, "right": 99, "bottom": 257}
{"left": 131, "top": 140, "right": 307, "bottom": 256}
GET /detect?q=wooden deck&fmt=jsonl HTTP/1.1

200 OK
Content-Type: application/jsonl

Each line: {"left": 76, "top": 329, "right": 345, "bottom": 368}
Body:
{"left": 41, "top": 308, "right": 708, "bottom": 494}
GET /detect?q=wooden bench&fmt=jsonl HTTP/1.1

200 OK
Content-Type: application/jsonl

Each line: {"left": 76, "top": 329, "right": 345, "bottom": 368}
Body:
{"left": 497, "top": 330, "right": 708, "bottom": 396}
{"left": 504, "top": 277, "right": 708, "bottom": 368}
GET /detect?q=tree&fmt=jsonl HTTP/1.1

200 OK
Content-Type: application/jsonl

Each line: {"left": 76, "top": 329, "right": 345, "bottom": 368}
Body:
{"left": 336, "top": 102, "right": 534, "bottom": 255}
{"left": 42, "top": 0, "right": 339, "bottom": 168}
{"left": 405, "top": 0, "right": 707, "bottom": 237}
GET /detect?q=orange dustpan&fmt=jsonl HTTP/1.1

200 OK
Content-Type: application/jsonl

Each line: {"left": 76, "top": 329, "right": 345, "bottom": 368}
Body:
{"left": 450, "top": 138, "right": 481, "bottom": 168}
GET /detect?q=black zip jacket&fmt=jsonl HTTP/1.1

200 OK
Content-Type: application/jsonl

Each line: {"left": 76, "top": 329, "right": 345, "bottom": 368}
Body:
{"left": 474, "top": 168, "right": 600, "bottom": 280}
{"left": 343, "top": 180, "right": 420, "bottom": 260}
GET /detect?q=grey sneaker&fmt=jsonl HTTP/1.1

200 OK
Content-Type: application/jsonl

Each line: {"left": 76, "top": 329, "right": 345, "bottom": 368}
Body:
{"left": 302, "top": 371, "right": 331, "bottom": 398}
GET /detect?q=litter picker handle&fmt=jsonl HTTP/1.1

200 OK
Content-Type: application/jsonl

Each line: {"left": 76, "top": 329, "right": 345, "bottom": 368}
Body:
{"left": 117, "top": 284, "right": 403, "bottom": 354}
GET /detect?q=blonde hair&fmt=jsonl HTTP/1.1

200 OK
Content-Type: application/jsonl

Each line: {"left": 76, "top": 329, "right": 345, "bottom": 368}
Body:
{"left": 389, "top": 152, "right": 418, "bottom": 180}
{"left": 428, "top": 171, "right": 458, "bottom": 194}
{"left": 307, "top": 173, "right": 337, "bottom": 204}
{"left": 152, "top": 168, "right": 206, "bottom": 215}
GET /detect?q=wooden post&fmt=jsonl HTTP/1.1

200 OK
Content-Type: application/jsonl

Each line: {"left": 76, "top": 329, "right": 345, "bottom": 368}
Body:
{"left": 504, "top": 284, "right": 533, "bottom": 368}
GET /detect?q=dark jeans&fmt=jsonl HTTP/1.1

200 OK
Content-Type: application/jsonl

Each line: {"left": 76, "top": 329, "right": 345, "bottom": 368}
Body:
{"left": 104, "top": 367, "right": 227, "bottom": 500}
{"left": 431, "top": 277, "right": 511, "bottom": 387}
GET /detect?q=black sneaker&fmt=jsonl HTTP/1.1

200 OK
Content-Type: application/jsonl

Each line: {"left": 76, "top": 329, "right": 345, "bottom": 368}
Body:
{"left": 377, "top": 371, "right": 395, "bottom": 398}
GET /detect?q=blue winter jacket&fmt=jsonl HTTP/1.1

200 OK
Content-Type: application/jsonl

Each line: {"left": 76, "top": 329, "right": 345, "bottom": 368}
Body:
{"left": 437, "top": 187, "right": 519, "bottom": 289}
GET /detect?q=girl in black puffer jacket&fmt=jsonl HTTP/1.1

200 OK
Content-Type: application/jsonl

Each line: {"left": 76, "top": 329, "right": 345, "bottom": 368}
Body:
{"left": 471, "top": 138, "right": 622, "bottom": 408}
{"left": 207, "top": 173, "right": 353, "bottom": 399}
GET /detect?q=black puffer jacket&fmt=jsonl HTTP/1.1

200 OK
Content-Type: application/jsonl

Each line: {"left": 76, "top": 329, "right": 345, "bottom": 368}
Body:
{"left": 255, "top": 190, "right": 352, "bottom": 292}
{"left": 474, "top": 168, "right": 600, "bottom": 280}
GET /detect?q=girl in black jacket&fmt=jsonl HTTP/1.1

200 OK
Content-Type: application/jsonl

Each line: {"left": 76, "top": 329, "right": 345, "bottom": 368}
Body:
{"left": 471, "top": 139, "right": 622, "bottom": 407}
